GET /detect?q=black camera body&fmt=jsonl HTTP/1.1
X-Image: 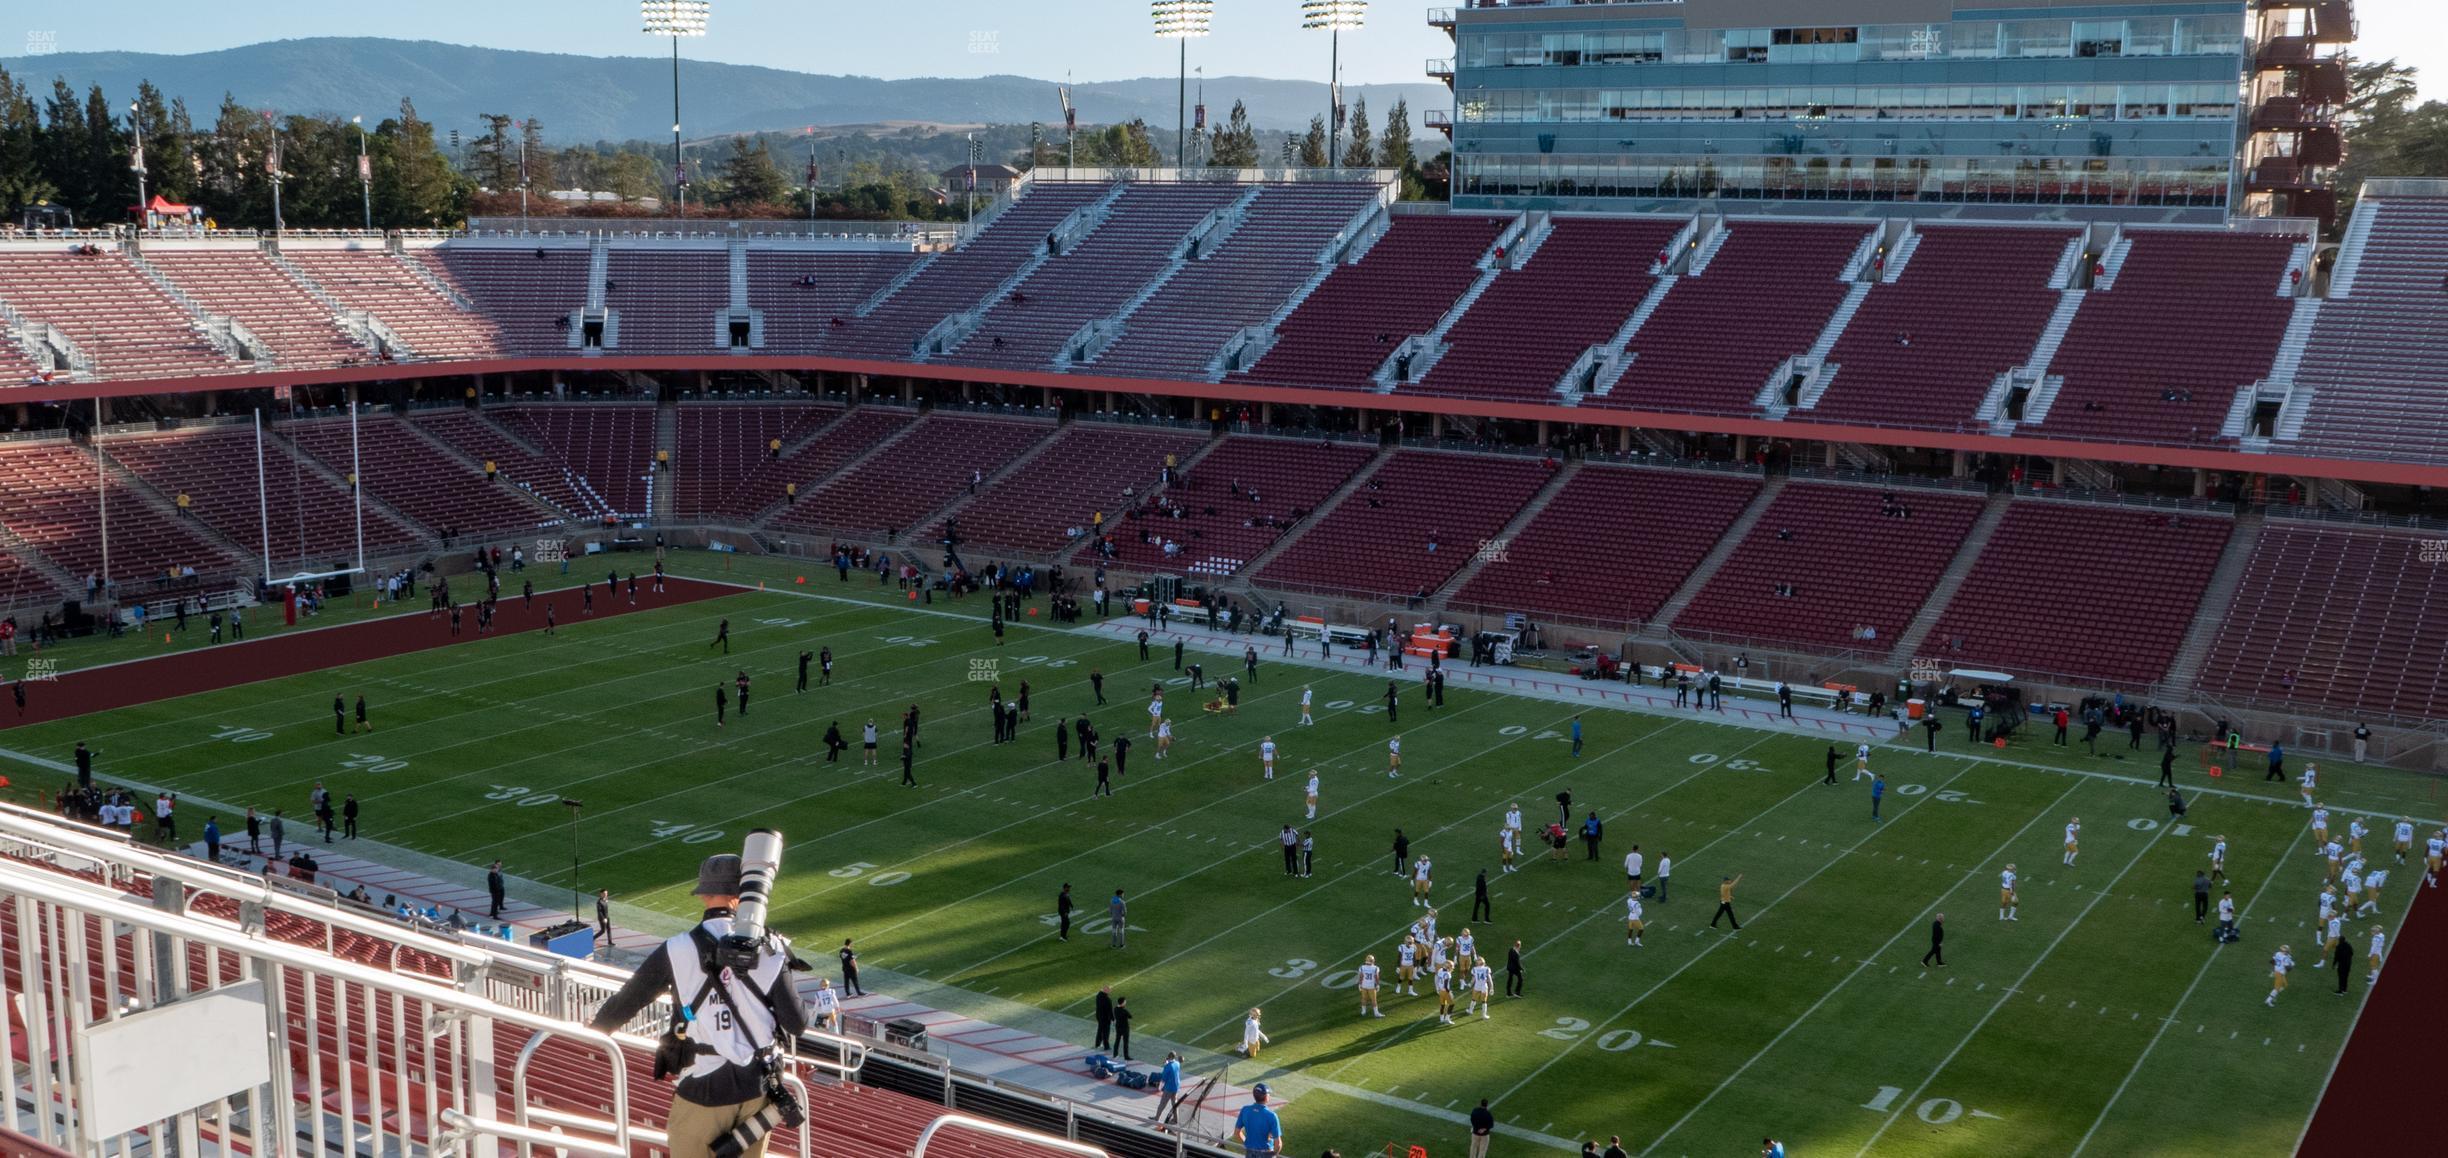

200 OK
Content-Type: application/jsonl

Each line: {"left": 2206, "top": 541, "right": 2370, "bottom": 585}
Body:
{"left": 713, "top": 932, "right": 768, "bottom": 973}
{"left": 708, "top": 1051, "right": 807, "bottom": 1158}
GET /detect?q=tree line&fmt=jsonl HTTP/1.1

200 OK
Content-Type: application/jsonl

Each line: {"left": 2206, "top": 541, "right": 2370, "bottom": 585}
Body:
{"left": 0, "top": 64, "right": 1450, "bottom": 230}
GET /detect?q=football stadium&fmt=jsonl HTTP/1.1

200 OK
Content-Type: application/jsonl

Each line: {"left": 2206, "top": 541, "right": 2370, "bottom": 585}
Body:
{"left": 0, "top": 0, "right": 2442, "bottom": 1154}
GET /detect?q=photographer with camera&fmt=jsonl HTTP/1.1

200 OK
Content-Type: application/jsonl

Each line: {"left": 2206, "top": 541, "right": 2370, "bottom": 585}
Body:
{"left": 589, "top": 834, "right": 807, "bottom": 1157}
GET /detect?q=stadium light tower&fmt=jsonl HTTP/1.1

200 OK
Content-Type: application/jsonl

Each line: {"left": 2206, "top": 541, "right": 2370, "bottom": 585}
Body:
{"left": 1152, "top": 1, "right": 1214, "bottom": 170}
{"left": 641, "top": 0, "right": 710, "bottom": 218}
{"left": 351, "top": 115, "right": 372, "bottom": 232}
{"left": 1300, "top": 0, "right": 1366, "bottom": 165}
{"left": 127, "top": 99, "right": 147, "bottom": 230}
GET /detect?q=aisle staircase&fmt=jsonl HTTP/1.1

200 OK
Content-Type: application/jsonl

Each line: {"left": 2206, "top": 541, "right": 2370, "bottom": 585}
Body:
{"left": 1884, "top": 493, "right": 2012, "bottom": 666}
{"left": 1644, "top": 475, "right": 1787, "bottom": 632}
{"left": 1429, "top": 459, "right": 1582, "bottom": 601}
{"left": 2157, "top": 509, "right": 2264, "bottom": 694}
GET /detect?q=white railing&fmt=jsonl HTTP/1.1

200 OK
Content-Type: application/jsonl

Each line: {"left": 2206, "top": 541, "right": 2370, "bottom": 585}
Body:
{"left": 2326, "top": 197, "right": 2381, "bottom": 298}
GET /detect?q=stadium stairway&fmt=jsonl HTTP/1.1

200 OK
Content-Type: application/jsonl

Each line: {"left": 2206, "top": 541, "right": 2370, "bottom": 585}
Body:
{"left": 85, "top": 442, "right": 260, "bottom": 566}
{"left": 267, "top": 423, "right": 440, "bottom": 541}
{"left": 386, "top": 414, "right": 577, "bottom": 526}
{"left": 739, "top": 408, "right": 927, "bottom": 527}
{"left": 1643, "top": 475, "right": 1788, "bottom": 635}
{"left": 2156, "top": 507, "right": 2266, "bottom": 695}
{"left": 652, "top": 400, "right": 679, "bottom": 524}
{"left": 1230, "top": 441, "right": 1394, "bottom": 586}
{"left": 889, "top": 419, "right": 1067, "bottom": 548}
{"left": 1883, "top": 492, "right": 2013, "bottom": 667}
{"left": 1426, "top": 457, "right": 1582, "bottom": 602}
{"left": 0, "top": 521, "right": 78, "bottom": 603}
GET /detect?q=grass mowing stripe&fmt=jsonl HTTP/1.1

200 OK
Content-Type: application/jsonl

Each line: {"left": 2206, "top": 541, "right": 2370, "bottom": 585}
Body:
{"left": 1638, "top": 774, "right": 2088, "bottom": 1156}
{"left": 113, "top": 597, "right": 864, "bottom": 789}
{"left": 1182, "top": 716, "right": 1711, "bottom": 1047}
{"left": 616, "top": 666, "right": 1327, "bottom": 908}
{"left": 167, "top": 606, "right": 1073, "bottom": 834}
{"left": 1852, "top": 798, "right": 2176, "bottom": 1156}
{"left": 1486, "top": 757, "right": 1982, "bottom": 1106}
{"left": 1029, "top": 704, "right": 1649, "bottom": 1025}
{"left": 2069, "top": 823, "right": 2311, "bottom": 1157}
{"left": 851, "top": 697, "right": 1507, "bottom": 964}
{"left": 396, "top": 625, "right": 1138, "bottom": 859}
{"left": 41, "top": 594, "right": 756, "bottom": 760}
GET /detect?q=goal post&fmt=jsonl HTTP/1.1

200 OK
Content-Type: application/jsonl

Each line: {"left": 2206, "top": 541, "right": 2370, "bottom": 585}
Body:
{"left": 253, "top": 400, "right": 368, "bottom": 591}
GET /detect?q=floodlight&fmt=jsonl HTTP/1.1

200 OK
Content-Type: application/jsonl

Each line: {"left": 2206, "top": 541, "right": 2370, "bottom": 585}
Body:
{"left": 641, "top": 0, "right": 710, "bottom": 36}
{"left": 1152, "top": 0, "right": 1214, "bottom": 39}
{"left": 1300, "top": 0, "right": 1367, "bottom": 31}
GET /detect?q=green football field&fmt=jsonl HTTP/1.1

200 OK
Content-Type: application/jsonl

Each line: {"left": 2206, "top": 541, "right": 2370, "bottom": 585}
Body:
{"left": 6, "top": 556, "right": 2437, "bottom": 1156}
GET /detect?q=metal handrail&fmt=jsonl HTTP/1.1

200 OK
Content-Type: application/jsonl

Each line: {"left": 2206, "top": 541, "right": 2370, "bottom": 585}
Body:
{"left": 438, "top": 1109, "right": 627, "bottom": 1156}
{"left": 912, "top": 1112, "right": 1108, "bottom": 1158}
{"left": 0, "top": 858, "right": 638, "bottom": 1154}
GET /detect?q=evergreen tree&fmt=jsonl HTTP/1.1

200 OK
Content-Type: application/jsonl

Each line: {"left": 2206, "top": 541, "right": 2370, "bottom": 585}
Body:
{"left": 81, "top": 85, "right": 126, "bottom": 223}
{"left": 374, "top": 99, "right": 463, "bottom": 227}
{"left": 718, "top": 135, "right": 788, "bottom": 206}
{"left": 1208, "top": 100, "right": 1259, "bottom": 168}
{"left": 131, "top": 82, "right": 195, "bottom": 204}
{"left": 470, "top": 113, "right": 517, "bottom": 192}
{"left": 38, "top": 81, "right": 93, "bottom": 221}
{"left": 1340, "top": 97, "right": 1374, "bottom": 168}
{"left": 0, "top": 66, "right": 53, "bottom": 217}
{"left": 519, "top": 118, "right": 555, "bottom": 190}
{"left": 1298, "top": 115, "right": 1330, "bottom": 167}
{"left": 196, "top": 94, "right": 273, "bottom": 226}
{"left": 1381, "top": 99, "right": 1415, "bottom": 175}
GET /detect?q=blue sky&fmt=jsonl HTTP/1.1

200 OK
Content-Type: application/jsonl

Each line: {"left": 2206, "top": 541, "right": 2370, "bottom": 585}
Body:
{"left": 12, "top": 0, "right": 2444, "bottom": 99}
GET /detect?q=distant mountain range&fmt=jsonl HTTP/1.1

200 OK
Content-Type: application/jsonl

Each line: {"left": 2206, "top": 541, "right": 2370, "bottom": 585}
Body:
{"left": 0, "top": 37, "right": 1450, "bottom": 144}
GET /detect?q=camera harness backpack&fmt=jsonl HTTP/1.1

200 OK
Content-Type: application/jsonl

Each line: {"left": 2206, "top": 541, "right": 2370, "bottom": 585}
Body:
{"left": 660, "top": 921, "right": 787, "bottom": 1081}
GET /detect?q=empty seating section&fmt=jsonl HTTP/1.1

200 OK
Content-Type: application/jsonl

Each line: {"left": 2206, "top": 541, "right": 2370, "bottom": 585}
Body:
{"left": 1232, "top": 215, "right": 1508, "bottom": 391}
{"left": 1674, "top": 483, "right": 1983, "bottom": 651}
{"left": 106, "top": 428, "right": 427, "bottom": 560}
{"left": 1928, "top": 503, "right": 2231, "bottom": 685}
{"left": 2037, "top": 230, "right": 2299, "bottom": 443}
{"left": 672, "top": 403, "right": 840, "bottom": 516}
{"left": 603, "top": 249, "right": 727, "bottom": 353}
{"left": 1256, "top": 451, "right": 1552, "bottom": 598}
{"left": 826, "top": 183, "right": 1112, "bottom": 357}
{"left": 745, "top": 250, "right": 919, "bottom": 351}
{"left": 497, "top": 405, "right": 657, "bottom": 517}
{"left": 952, "top": 184, "right": 1247, "bottom": 369}
{"left": 2293, "top": 199, "right": 2448, "bottom": 464}
{"left": 1086, "top": 436, "right": 1378, "bottom": 575}
{"left": 408, "top": 409, "right": 596, "bottom": 517}
{"left": 283, "top": 417, "right": 555, "bottom": 536}
{"left": 424, "top": 248, "right": 591, "bottom": 355}
{"left": 0, "top": 442, "right": 242, "bottom": 583}
{"left": 1591, "top": 221, "right": 1873, "bottom": 415}
{"left": 0, "top": 251, "right": 236, "bottom": 379}
{"left": 1091, "top": 185, "right": 1382, "bottom": 380}
{"left": 1408, "top": 217, "right": 1686, "bottom": 402}
{"left": 143, "top": 249, "right": 372, "bottom": 370}
{"left": 0, "top": 546, "right": 58, "bottom": 609}
{"left": 719, "top": 408, "right": 917, "bottom": 520}
{"left": 774, "top": 416, "right": 1054, "bottom": 537}
{"left": 936, "top": 423, "right": 1206, "bottom": 555}
{"left": 281, "top": 248, "right": 506, "bottom": 359}
{"left": 1808, "top": 227, "right": 2078, "bottom": 428}
{"left": 2197, "top": 524, "right": 2448, "bottom": 720}
{"left": 1453, "top": 466, "right": 1761, "bottom": 624}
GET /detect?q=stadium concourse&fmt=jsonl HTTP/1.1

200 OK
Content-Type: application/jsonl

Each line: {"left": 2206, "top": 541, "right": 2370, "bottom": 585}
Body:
{"left": 4, "top": 165, "right": 2448, "bottom": 1157}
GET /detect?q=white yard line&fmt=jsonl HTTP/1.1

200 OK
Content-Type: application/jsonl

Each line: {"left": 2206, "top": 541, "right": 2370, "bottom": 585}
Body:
{"left": 1640, "top": 776, "right": 2088, "bottom": 1155}
{"left": 1486, "top": 759, "right": 1983, "bottom": 1105}
{"left": 1853, "top": 804, "right": 2175, "bottom": 1155}
{"left": 852, "top": 697, "right": 1507, "bottom": 958}
{"left": 2068, "top": 825, "right": 2312, "bottom": 1155}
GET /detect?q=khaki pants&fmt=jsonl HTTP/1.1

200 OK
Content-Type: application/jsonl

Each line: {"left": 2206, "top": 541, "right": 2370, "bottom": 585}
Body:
{"left": 1469, "top": 1133, "right": 1492, "bottom": 1158}
{"left": 664, "top": 1093, "right": 771, "bottom": 1158}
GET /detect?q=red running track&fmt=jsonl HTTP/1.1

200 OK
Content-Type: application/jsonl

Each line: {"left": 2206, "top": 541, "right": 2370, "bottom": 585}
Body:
{"left": 0, "top": 577, "right": 737, "bottom": 730}
{"left": 2295, "top": 865, "right": 2442, "bottom": 1152}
